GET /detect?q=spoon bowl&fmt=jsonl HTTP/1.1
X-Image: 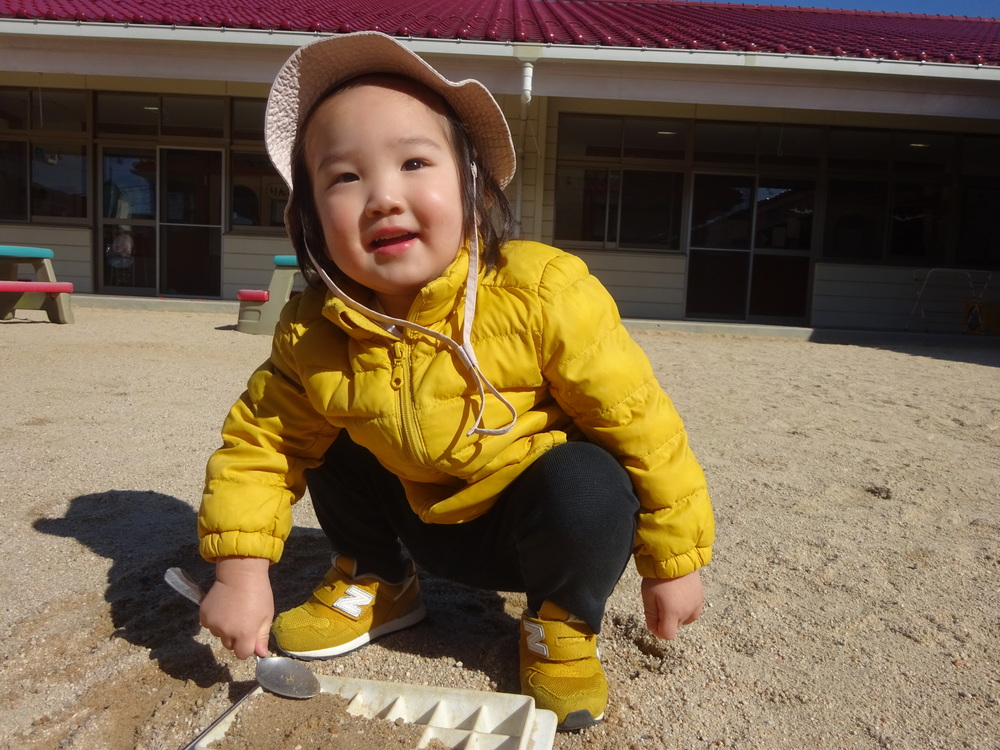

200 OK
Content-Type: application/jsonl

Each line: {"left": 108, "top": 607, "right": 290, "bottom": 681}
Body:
{"left": 164, "top": 567, "right": 320, "bottom": 699}
{"left": 254, "top": 655, "right": 320, "bottom": 699}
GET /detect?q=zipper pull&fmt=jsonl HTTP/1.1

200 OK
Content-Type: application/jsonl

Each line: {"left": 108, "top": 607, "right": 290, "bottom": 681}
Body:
{"left": 390, "top": 342, "right": 404, "bottom": 390}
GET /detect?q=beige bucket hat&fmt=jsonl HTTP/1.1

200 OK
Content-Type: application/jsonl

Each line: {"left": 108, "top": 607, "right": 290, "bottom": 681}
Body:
{"left": 265, "top": 31, "right": 516, "bottom": 191}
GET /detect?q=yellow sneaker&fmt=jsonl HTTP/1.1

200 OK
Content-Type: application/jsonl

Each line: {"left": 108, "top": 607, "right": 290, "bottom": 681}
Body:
{"left": 519, "top": 602, "right": 607, "bottom": 731}
{"left": 272, "top": 555, "right": 425, "bottom": 659}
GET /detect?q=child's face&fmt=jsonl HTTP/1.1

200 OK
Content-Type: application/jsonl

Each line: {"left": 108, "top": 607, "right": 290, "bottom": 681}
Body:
{"left": 304, "top": 81, "right": 466, "bottom": 318}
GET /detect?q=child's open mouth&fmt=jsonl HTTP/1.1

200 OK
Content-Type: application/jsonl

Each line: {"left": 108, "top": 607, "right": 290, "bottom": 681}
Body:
{"left": 371, "top": 232, "right": 417, "bottom": 252}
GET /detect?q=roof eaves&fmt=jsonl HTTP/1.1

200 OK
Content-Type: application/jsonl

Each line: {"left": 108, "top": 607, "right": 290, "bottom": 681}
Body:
{"left": 2, "top": 17, "right": 999, "bottom": 83}
{"left": 517, "top": 40, "right": 1000, "bottom": 82}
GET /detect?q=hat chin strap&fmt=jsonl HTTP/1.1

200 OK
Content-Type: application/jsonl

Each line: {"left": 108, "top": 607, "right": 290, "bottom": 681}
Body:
{"left": 304, "top": 166, "right": 517, "bottom": 438}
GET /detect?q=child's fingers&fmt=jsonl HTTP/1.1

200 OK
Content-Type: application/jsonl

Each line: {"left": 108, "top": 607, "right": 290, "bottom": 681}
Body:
{"left": 644, "top": 604, "right": 679, "bottom": 640}
{"left": 255, "top": 628, "right": 272, "bottom": 658}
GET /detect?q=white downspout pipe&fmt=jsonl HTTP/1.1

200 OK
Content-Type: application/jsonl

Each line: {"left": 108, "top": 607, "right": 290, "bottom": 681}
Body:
{"left": 514, "top": 60, "right": 534, "bottom": 225}
{"left": 512, "top": 45, "right": 542, "bottom": 229}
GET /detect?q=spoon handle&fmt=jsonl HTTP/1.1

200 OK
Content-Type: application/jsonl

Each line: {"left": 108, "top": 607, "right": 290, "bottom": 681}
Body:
{"left": 181, "top": 687, "right": 260, "bottom": 750}
{"left": 165, "top": 567, "right": 205, "bottom": 605}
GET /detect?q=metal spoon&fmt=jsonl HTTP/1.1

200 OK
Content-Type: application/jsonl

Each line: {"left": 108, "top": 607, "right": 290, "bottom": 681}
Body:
{"left": 164, "top": 567, "right": 320, "bottom": 700}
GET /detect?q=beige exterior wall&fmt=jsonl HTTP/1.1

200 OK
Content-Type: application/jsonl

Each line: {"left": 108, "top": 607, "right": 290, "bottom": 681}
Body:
{"left": 3, "top": 25, "right": 998, "bottom": 331}
{"left": 812, "top": 264, "right": 998, "bottom": 334}
{"left": 575, "top": 250, "right": 688, "bottom": 321}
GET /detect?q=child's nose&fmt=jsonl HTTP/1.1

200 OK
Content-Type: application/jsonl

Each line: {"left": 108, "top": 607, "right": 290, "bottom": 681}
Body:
{"left": 365, "top": 177, "right": 404, "bottom": 217}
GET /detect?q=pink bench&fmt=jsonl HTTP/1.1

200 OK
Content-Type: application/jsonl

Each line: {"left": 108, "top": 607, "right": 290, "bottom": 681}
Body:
{"left": 0, "top": 246, "right": 75, "bottom": 324}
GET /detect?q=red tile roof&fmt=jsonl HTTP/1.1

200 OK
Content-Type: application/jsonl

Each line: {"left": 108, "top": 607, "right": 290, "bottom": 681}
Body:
{"left": 2, "top": 0, "right": 999, "bottom": 66}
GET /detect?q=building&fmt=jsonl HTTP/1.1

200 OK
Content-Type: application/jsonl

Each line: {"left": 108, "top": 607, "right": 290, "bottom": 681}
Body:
{"left": 2, "top": 0, "right": 999, "bottom": 333}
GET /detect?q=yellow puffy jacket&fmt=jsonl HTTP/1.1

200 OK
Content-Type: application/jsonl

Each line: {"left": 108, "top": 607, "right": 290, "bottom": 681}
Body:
{"left": 199, "top": 240, "right": 713, "bottom": 580}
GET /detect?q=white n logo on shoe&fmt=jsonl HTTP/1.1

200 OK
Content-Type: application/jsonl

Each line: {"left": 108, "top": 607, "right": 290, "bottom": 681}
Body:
{"left": 333, "top": 585, "right": 375, "bottom": 618}
{"left": 524, "top": 620, "right": 549, "bottom": 657}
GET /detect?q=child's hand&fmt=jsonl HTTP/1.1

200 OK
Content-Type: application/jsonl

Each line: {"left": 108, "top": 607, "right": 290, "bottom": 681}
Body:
{"left": 200, "top": 556, "right": 274, "bottom": 659}
{"left": 641, "top": 570, "right": 704, "bottom": 640}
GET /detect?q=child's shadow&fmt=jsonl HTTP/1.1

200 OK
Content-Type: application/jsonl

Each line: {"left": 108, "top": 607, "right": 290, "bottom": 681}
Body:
{"left": 32, "top": 491, "right": 519, "bottom": 693}
{"left": 33, "top": 490, "right": 232, "bottom": 690}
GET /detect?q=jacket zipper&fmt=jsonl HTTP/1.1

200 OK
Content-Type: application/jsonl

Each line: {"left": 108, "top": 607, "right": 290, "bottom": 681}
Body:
{"left": 391, "top": 341, "right": 422, "bottom": 465}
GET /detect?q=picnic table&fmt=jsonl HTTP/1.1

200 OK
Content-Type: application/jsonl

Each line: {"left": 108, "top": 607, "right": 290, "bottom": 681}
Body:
{"left": 236, "top": 254, "right": 300, "bottom": 335}
{"left": 0, "top": 245, "right": 74, "bottom": 324}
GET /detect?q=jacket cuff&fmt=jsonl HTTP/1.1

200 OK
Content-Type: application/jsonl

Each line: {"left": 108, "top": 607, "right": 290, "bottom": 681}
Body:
{"left": 634, "top": 545, "right": 712, "bottom": 580}
{"left": 199, "top": 530, "right": 285, "bottom": 564}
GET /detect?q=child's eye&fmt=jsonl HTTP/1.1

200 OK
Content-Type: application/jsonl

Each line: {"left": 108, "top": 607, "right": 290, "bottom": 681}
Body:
{"left": 333, "top": 172, "right": 359, "bottom": 185}
{"left": 402, "top": 159, "right": 426, "bottom": 171}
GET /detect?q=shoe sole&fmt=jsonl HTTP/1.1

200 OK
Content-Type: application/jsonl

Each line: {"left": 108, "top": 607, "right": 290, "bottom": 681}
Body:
{"left": 557, "top": 709, "right": 604, "bottom": 732}
{"left": 277, "top": 603, "right": 427, "bottom": 660}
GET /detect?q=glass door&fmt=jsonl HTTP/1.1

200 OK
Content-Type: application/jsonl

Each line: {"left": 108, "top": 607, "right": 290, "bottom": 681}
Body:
{"left": 686, "top": 174, "right": 755, "bottom": 320}
{"left": 685, "top": 174, "right": 814, "bottom": 323}
{"left": 748, "top": 178, "right": 814, "bottom": 321}
{"left": 99, "top": 147, "right": 157, "bottom": 295}
{"left": 98, "top": 146, "right": 223, "bottom": 297}
{"left": 159, "top": 148, "right": 223, "bottom": 297}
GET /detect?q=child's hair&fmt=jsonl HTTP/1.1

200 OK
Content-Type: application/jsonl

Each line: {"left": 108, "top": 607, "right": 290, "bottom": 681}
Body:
{"left": 285, "top": 75, "right": 519, "bottom": 292}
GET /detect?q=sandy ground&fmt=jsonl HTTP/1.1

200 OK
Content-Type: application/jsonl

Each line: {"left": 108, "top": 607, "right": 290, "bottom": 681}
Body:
{"left": 1, "top": 303, "right": 997, "bottom": 750}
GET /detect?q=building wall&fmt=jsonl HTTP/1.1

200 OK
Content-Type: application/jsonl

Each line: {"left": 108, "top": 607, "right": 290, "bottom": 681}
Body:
{"left": 813, "top": 263, "right": 998, "bottom": 333}
{"left": 575, "top": 250, "right": 688, "bottom": 321}
{"left": 536, "top": 93, "right": 1000, "bottom": 330}
{"left": 3, "top": 30, "right": 998, "bottom": 333}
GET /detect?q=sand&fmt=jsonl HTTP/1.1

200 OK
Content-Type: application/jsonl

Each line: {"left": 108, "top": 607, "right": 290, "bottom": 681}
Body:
{"left": 1, "top": 304, "right": 997, "bottom": 750}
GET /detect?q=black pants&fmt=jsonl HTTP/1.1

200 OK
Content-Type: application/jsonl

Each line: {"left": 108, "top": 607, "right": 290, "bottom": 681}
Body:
{"left": 306, "top": 431, "right": 639, "bottom": 633}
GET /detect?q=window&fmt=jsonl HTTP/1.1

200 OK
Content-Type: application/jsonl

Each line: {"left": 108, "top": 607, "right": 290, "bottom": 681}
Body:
{"left": 232, "top": 99, "right": 267, "bottom": 142}
{"left": 690, "top": 174, "right": 755, "bottom": 250}
{"left": 31, "top": 90, "right": 87, "bottom": 132}
{"left": 0, "top": 89, "right": 89, "bottom": 221}
{"left": 162, "top": 96, "right": 224, "bottom": 138}
{"left": 559, "top": 114, "right": 621, "bottom": 159}
{"left": 822, "top": 129, "right": 994, "bottom": 266}
{"left": 958, "top": 185, "right": 1000, "bottom": 266}
{"left": 892, "top": 132, "right": 955, "bottom": 175}
{"left": 889, "top": 182, "right": 954, "bottom": 261}
{"left": 97, "top": 93, "right": 160, "bottom": 136}
{"left": 623, "top": 119, "right": 687, "bottom": 160}
{"left": 958, "top": 136, "right": 1000, "bottom": 267}
{"left": 824, "top": 180, "right": 888, "bottom": 260}
{"left": 96, "top": 93, "right": 226, "bottom": 138}
{"left": 0, "top": 140, "right": 28, "bottom": 221}
{"left": 31, "top": 143, "right": 88, "bottom": 218}
{"left": 0, "top": 88, "right": 29, "bottom": 130}
{"left": 103, "top": 148, "right": 156, "bottom": 221}
{"left": 755, "top": 179, "right": 814, "bottom": 251}
{"left": 554, "top": 167, "right": 617, "bottom": 243}
{"left": 0, "top": 139, "right": 88, "bottom": 221}
{"left": 619, "top": 171, "right": 683, "bottom": 249}
{"left": 694, "top": 122, "right": 756, "bottom": 164}
{"left": 555, "top": 114, "right": 684, "bottom": 251}
{"left": 828, "top": 129, "right": 890, "bottom": 172}
{"left": 758, "top": 125, "right": 821, "bottom": 167}
{"left": 231, "top": 151, "right": 286, "bottom": 229}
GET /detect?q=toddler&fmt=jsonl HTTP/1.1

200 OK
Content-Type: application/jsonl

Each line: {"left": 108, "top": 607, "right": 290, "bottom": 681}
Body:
{"left": 198, "top": 31, "right": 714, "bottom": 732}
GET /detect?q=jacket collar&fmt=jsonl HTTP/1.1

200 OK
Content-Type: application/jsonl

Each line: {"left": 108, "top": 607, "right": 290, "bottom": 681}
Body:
{"left": 318, "top": 244, "right": 469, "bottom": 340}
{"left": 307, "top": 234, "right": 517, "bottom": 437}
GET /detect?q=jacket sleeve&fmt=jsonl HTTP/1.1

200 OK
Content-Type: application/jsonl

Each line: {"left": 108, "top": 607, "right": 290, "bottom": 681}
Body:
{"left": 198, "top": 294, "right": 339, "bottom": 563}
{"left": 537, "top": 252, "right": 714, "bottom": 580}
